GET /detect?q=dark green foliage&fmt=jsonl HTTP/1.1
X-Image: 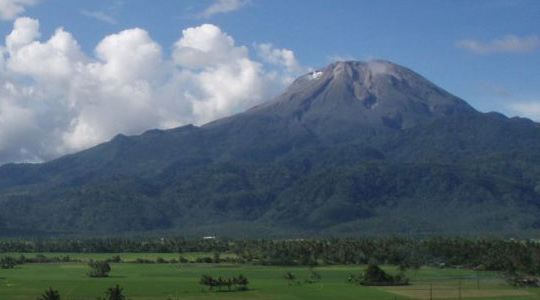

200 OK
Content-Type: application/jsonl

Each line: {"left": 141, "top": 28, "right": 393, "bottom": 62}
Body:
{"left": 1, "top": 256, "right": 17, "bottom": 269}
{"left": 503, "top": 271, "right": 540, "bottom": 287}
{"left": 98, "top": 284, "right": 126, "bottom": 300}
{"left": 108, "top": 255, "right": 122, "bottom": 263}
{"left": 363, "top": 264, "right": 392, "bottom": 283}
{"left": 199, "top": 274, "right": 249, "bottom": 292}
{"left": 349, "top": 263, "right": 408, "bottom": 286}
{"left": 5, "top": 237, "right": 540, "bottom": 276}
{"left": 1, "top": 118, "right": 540, "bottom": 236}
{"left": 235, "top": 274, "right": 249, "bottom": 290}
{"left": 37, "top": 288, "right": 60, "bottom": 300}
{"left": 155, "top": 257, "right": 166, "bottom": 264}
{"left": 88, "top": 261, "right": 111, "bottom": 278}
{"left": 2, "top": 237, "right": 540, "bottom": 279}
{"left": 199, "top": 275, "right": 214, "bottom": 291}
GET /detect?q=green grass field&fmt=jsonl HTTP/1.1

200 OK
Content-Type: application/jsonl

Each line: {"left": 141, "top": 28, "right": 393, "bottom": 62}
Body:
{"left": 0, "top": 253, "right": 539, "bottom": 300}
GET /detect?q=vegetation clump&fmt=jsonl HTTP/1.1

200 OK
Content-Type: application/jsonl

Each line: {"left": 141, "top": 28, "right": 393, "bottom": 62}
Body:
{"left": 349, "top": 263, "right": 408, "bottom": 286}
{"left": 0, "top": 256, "right": 17, "bottom": 269}
{"left": 199, "top": 274, "right": 249, "bottom": 292}
{"left": 88, "top": 261, "right": 111, "bottom": 278}
{"left": 504, "top": 271, "right": 540, "bottom": 287}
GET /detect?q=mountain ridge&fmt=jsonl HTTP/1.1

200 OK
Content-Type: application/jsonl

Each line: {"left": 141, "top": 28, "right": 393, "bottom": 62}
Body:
{"left": 0, "top": 59, "right": 539, "bottom": 237}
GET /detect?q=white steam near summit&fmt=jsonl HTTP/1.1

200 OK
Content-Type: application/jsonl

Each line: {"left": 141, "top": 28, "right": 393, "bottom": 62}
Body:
{"left": 0, "top": 18, "right": 305, "bottom": 164}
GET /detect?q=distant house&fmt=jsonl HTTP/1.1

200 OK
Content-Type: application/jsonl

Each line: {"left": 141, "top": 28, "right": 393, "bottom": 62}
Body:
{"left": 203, "top": 236, "right": 216, "bottom": 240}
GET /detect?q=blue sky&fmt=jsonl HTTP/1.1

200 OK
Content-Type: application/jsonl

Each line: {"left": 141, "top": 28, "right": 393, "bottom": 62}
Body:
{"left": 0, "top": 0, "right": 538, "bottom": 163}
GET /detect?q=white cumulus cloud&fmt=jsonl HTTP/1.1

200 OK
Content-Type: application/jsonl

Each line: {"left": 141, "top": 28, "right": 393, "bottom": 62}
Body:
{"left": 199, "top": 0, "right": 249, "bottom": 18}
{"left": 457, "top": 35, "right": 540, "bottom": 54}
{"left": 0, "top": 18, "right": 304, "bottom": 164}
{"left": 7, "top": 20, "right": 85, "bottom": 81}
{"left": 0, "top": 0, "right": 37, "bottom": 20}
{"left": 255, "top": 43, "right": 306, "bottom": 74}
{"left": 173, "top": 24, "right": 247, "bottom": 68}
{"left": 5, "top": 16, "right": 39, "bottom": 51}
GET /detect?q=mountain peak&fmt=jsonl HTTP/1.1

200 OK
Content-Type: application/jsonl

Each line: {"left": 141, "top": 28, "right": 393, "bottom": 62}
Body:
{"left": 308, "top": 60, "right": 413, "bottom": 85}
{"left": 246, "top": 59, "right": 475, "bottom": 131}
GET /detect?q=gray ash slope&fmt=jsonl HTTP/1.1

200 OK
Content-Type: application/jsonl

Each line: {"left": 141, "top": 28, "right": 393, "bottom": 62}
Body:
{"left": 206, "top": 60, "right": 475, "bottom": 142}
{"left": 1, "top": 60, "right": 540, "bottom": 237}
{"left": 247, "top": 60, "right": 474, "bottom": 127}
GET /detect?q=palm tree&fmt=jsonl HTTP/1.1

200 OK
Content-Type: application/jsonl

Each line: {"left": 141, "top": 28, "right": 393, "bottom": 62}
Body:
{"left": 37, "top": 288, "right": 61, "bottom": 300}
{"left": 102, "top": 284, "right": 125, "bottom": 300}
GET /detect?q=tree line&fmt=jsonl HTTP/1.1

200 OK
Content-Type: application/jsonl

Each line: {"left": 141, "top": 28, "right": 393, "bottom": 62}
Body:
{"left": 2, "top": 237, "right": 540, "bottom": 275}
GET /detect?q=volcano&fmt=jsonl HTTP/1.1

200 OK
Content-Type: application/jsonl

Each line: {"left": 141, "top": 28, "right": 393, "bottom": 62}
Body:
{"left": 1, "top": 60, "right": 540, "bottom": 237}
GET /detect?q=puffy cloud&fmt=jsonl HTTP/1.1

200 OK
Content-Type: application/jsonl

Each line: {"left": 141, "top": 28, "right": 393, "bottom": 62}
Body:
{"left": 199, "top": 0, "right": 249, "bottom": 18}
{"left": 0, "top": 0, "right": 37, "bottom": 20}
{"left": 0, "top": 95, "right": 41, "bottom": 163}
{"left": 5, "top": 17, "right": 39, "bottom": 52}
{"left": 7, "top": 25, "right": 84, "bottom": 81}
{"left": 456, "top": 35, "right": 540, "bottom": 54}
{"left": 61, "top": 29, "right": 166, "bottom": 151}
{"left": 172, "top": 24, "right": 271, "bottom": 122}
{"left": 255, "top": 43, "right": 306, "bottom": 74}
{"left": 173, "top": 24, "right": 247, "bottom": 68}
{"left": 93, "top": 28, "right": 163, "bottom": 83}
{"left": 0, "top": 19, "right": 303, "bottom": 164}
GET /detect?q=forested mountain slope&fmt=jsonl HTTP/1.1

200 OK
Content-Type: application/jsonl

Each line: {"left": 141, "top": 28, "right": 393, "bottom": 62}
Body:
{"left": 1, "top": 60, "right": 539, "bottom": 237}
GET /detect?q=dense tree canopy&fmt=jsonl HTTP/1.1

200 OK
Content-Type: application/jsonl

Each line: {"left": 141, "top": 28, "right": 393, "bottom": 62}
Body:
{"left": 2, "top": 237, "right": 540, "bottom": 276}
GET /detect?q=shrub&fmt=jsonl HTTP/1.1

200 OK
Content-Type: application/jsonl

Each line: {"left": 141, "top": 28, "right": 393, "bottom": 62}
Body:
{"left": 156, "top": 257, "right": 167, "bottom": 264}
{"left": 199, "top": 274, "right": 249, "bottom": 292}
{"left": 0, "top": 256, "right": 17, "bottom": 269}
{"left": 350, "top": 263, "right": 409, "bottom": 286}
{"left": 88, "top": 261, "right": 111, "bottom": 278}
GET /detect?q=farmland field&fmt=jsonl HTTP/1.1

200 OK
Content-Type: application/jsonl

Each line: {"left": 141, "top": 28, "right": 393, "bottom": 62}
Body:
{"left": 0, "top": 253, "right": 539, "bottom": 300}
